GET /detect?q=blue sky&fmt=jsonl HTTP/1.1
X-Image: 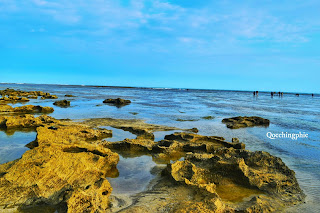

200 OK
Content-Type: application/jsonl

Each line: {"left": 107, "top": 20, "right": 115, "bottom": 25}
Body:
{"left": 0, "top": 0, "right": 319, "bottom": 92}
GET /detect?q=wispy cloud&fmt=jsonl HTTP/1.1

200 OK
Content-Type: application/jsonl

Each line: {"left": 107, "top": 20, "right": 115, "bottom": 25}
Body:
{"left": 0, "top": 0, "right": 319, "bottom": 53}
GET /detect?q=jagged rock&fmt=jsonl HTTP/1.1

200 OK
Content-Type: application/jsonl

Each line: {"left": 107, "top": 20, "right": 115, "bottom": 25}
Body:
{"left": 222, "top": 116, "right": 270, "bottom": 129}
{"left": 103, "top": 98, "right": 131, "bottom": 106}
{"left": 0, "top": 114, "right": 56, "bottom": 129}
{"left": 0, "top": 144, "right": 118, "bottom": 212}
{"left": 163, "top": 132, "right": 245, "bottom": 151}
{"left": 0, "top": 104, "right": 54, "bottom": 113}
{"left": 35, "top": 125, "right": 112, "bottom": 146}
{"left": 0, "top": 96, "right": 29, "bottom": 102}
{"left": 166, "top": 150, "right": 305, "bottom": 212}
{"left": 53, "top": 100, "right": 71, "bottom": 107}
{"left": 13, "top": 105, "right": 54, "bottom": 113}
{"left": 102, "top": 132, "right": 245, "bottom": 159}
{"left": 0, "top": 113, "right": 305, "bottom": 212}
{"left": 0, "top": 89, "right": 49, "bottom": 100}
{"left": 0, "top": 116, "right": 118, "bottom": 212}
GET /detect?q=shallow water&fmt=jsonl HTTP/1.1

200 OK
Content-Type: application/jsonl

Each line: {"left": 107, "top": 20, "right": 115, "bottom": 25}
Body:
{"left": 1, "top": 83, "right": 320, "bottom": 212}
{"left": 216, "top": 183, "right": 263, "bottom": 203}
{"left": 0, "top": 131, "right": 36, "bottom": 164}
{"left": 107, "top": 154, "right": 159, "bottom": 196}
{"left": 101, "top": 126, "right": 136, "bottom": 142}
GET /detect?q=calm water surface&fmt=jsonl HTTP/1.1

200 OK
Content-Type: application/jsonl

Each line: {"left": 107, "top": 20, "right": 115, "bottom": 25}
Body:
{"left": 0, "top": 83, "right": 319, "bottom": 212}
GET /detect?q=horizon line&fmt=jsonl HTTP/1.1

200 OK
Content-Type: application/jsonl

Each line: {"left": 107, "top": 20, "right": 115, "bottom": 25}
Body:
{"left": 0, "top": 82, "right": 317, "bottom": 95}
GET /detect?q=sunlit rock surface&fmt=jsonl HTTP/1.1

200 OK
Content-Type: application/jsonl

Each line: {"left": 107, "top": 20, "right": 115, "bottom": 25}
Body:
{"left": 0, "top": 104, "right": 54, "bottom": 114}
{"left": 0, "top": 115, "right": 305, "bottom": 212}
{"left": 0, "top": 116, "right": 118, "bottom": 213}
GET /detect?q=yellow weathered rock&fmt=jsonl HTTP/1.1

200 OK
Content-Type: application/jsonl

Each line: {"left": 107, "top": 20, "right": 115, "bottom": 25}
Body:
{"left": 0, "top": 116, "right": 118, "bottom": 212}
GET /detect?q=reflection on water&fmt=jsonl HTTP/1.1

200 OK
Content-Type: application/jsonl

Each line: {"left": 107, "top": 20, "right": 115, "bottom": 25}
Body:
{"left": 0, "top": 131, "right": 36, "bottom": 164}
{"left": 101, "top": 126, "right": 136, "bottom": 142}
{"left": 107, "top": 154, "right": 160, "bottom": 195}
{"left": 153, "top": 130, "right": 183, "bottom": 142}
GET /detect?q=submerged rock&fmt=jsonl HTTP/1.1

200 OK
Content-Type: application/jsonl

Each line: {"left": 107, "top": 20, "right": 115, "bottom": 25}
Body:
{"left": 53, "top": 100, "right": 71, "bottom": 107}
{"left": 222, "top": 116, "right": 270, "bottom": 129}
{"left": 65, "top": 94, "right": 76, "bottom": 97}
{"left": 103, "top": 98, "right": 131, "bottom": 106}
{"left": 82, "top": 117, "right": 181, "bottom": 138}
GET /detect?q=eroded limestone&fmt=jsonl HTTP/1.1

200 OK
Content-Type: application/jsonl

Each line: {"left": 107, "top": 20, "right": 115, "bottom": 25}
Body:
{"left": 222, "top": 116, "right": 270, "bottom": 129}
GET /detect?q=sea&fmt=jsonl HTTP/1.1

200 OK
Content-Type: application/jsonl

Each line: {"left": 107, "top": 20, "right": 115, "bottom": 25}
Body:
{"left": 0, "top": 83, "right": 319, "bottom": 212}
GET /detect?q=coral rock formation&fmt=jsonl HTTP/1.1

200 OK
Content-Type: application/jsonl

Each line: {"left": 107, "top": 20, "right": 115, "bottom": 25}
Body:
{"left": 0, "top": 96, "right": 29, "bottom": 102}
{"left": 53, "top": 100, "right": 71, "bottom": 107}
{"left": 41, "top": 95, "right": 58, "bottom": 99}
{"left": 222, "top": 116, "right": 270, "bottom": 129}
{"left": 0, "top": 116, "right": 118, "bottom": 213}
{"left": 0, "top": 88, "right": 58, "bottom": 102}
{"left": 0, "top": 104, "right": 54, "bottom": 114}
{"left": 103, "top": 98, "right": 131, "bottom": 106}
{"left": 165, "top": 149, "right": 305, "bottom": 212}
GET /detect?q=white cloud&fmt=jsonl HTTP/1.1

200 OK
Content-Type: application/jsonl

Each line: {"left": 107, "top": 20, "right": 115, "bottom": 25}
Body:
{"left": 0, "top": 0, "right": 318, "bottom": 54}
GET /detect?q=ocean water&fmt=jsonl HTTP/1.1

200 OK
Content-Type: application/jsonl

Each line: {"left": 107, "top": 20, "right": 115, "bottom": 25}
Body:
{"left": 0, "top": 83, "right": 319, "bottom": 212}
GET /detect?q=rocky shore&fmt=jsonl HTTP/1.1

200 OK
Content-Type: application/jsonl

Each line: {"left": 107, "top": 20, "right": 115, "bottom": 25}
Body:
{"left": 0, "top": 89, "right": 305, "bottom": 212}
{"left": 0, "top": 88, "right": 57, "bottom": 102}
